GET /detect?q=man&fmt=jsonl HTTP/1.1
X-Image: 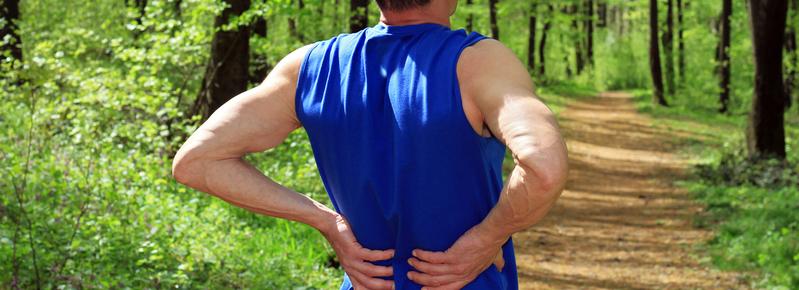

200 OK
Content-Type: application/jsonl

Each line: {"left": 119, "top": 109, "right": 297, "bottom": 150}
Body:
{"left": 172, "top": 0, "right": 568, "bottom": 289}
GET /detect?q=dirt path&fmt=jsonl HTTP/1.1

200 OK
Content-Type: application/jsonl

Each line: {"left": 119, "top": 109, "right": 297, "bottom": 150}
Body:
{"left": 513, "top": 92, "right": 747, "bottom": 290}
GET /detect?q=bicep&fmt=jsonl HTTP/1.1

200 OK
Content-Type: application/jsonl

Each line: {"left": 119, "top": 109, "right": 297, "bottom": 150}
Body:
{"left": 191, "top": 83, "right": 300, "bottom": 159}
{"left": 178, "top": 46, "right": 311, "bottom": 161}
{"left": 459, "top": 40, "right": 565, "bottom": 166}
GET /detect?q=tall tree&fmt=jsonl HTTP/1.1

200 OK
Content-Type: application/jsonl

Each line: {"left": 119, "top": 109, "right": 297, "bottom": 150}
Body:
{"left": 467, "top": 0, "right": 474, "bottom": 31}
{"left": 124, "top": 0, "right": 148, "bottom": 31}
{"left": 598, "top": 1, "right": 608, "bottom": 27}
{"left": 0, "top": 0, "right": 22, "bottom": 61}
{"left": 528, "top": 2, "right": 538, "bottom": 73}
{"left": 489, "top": 0, "right": 499, "bottom": 40}
{"left": 785, "top": 0, "right": 798, "bottom": 109}
{"left": 786, "top": 29, "right": 796, "bottom": 109}
{"left": 174, "top": 0, "right": 183, "bottom": 17}
{"left": 747, "top": 0, "right": 788, "bottom": 159}
{"left": 539, "top": 4, "right": 554, "bottom": 76}
{"left": 719, "top": 0, "right": 732, "bottom": 113}
{"left": 350, "top": 0, "right": 369, "bottom": 32}
{"left": 663, "top": 0, "right": 676, "bottom": 95}
{"left": 620, "top": 4, "right": 629, "bottom": 35}
{"left": 570, "top": 4, "right": 585, "bottom": 75}
{"left": 585, "top": 0, "right": 595, "bottom": 68}
{"left": 649, "top": 0, "right": 668, "bottom": 105}
{"left": 251, "top": 17, "right": 270, "bottom": 83}
{"left": 289, "top": 0, "right": 305, "bottom": 41}
{"left": 191, "top": 0, "right": 251, "bottom": 120}
{"left": 677, "top": 0, "right": 685, "bottom": 80}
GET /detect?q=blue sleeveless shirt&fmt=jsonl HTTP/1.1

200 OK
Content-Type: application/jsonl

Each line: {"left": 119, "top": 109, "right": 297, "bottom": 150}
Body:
{"left": 295, "top": 23, "right": 517, "bottom": 290}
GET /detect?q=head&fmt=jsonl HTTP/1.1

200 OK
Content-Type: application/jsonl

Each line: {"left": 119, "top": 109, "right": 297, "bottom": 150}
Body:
{"left": 376, "top": 0, "right": 459, "bottom": 26}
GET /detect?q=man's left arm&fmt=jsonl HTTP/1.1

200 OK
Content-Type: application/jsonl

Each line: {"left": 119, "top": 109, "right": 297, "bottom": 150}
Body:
{"left": 171, "top": 46, "right": 337, "bottom": 230}
{"left": 171, "top": 46, "right": 396, "bottom": 290}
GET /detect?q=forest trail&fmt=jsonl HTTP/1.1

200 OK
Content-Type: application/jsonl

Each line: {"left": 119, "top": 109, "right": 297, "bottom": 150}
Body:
{"left": 513, "top": 92, "right": 748, "bottom": 290}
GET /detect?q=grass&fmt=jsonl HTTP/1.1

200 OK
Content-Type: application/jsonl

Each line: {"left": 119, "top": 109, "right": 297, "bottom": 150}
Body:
{"left": 629, "top": 88, "right": 799, "bottom": 289}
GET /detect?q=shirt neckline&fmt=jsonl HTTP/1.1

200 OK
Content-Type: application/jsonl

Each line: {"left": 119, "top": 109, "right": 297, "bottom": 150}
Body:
{"left": 372, "top": 22, "right": 449, "bottom": 35}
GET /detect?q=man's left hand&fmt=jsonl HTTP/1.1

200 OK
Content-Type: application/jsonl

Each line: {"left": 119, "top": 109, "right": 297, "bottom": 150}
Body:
{"left": 406, "top": 226, "right": 507, "bottom": 290}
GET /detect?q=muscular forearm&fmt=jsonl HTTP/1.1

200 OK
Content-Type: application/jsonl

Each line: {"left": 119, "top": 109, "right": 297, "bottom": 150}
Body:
{"left": 472, "top": 158, "right": 565, "bottom": 246}
{"left": 176, "top": 157, "right": 339, "bottom": 235}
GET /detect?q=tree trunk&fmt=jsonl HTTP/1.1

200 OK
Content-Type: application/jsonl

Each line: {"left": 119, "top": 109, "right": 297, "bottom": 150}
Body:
{"left": 0, "top": 0, "right": 22, "bottom": 62}
{"left": 747, "top": 0, "right": 788, "bottom": 159}
{"left": 598, "top": 1, "right": 608, "bottom": 27}
{"left": 677, "top": 0, "right": 685, "bottom": 80}
{"left": 467, "top": 0, "right": 474, "bottom": 32}
{"left": 784, "top": 0, "right": 798, "bottom": 109}
{"left": 663, "top": 0, "right": 676, "bottom": 95}
{"left": 786, "top": 28, "right": 796, "bottom": 109}
{"left": 539, "top": 5, "right": 553, "bottom": 76}
{"left": 586, "top": 0, "right": 594, "bottom": 68}
{"left": 289, "top": 0, "right": 306, "bottom": 41}
{"left": 489, "top": 0, "right": 499, "bottom": 40}
{"left": 191, "top": 0, "right": 251, "bottom": 120}
{"left": 649, "top": 0, "right": 668, "bottom": 105}
{"left": 135, "top": 0, "right": 147, "bottom": 25}
{"left": 719, "top": 0, "right": 732, "bottom": 113}
{"left": 174, "top": 0, "right": 183, "bottom": 17}
{"left": 251, "top": 18, "right": 271, "bottom": 84}
{"left": 350, "top": 0, "right": 369, "bottom": 32}
{"left": 571, "top": 4, "right": 584, "bottom": 75}
{"left": 620, "top": 4, "right": 627, "bottom": 35}
{"left": 124, "top": 0, "right": 147, "bottom": 37}
{"left": 528, "top": 3, "right": 537, "bottom": 73}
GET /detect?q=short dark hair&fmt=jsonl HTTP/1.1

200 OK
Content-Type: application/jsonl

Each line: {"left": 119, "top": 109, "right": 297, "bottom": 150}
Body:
{"left": 375, "top": 0, "right": 432, "bottom": 11}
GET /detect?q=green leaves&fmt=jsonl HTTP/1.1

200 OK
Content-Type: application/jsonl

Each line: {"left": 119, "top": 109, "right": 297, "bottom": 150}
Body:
{"left": 0, "top": 0, "right": 342, "bottom": 288}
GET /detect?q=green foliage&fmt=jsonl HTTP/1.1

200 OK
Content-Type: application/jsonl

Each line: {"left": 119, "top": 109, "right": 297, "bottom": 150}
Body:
{"left": 0, "top": 0, "right": 345, "bottom": 288}
{"left": 696, "top": 149, "right": 799, "bottom": 188}
{"left": 2, "top": 0, "right": 797, "bottom": 288}
{"left": 633, "top": 87, "right": 799, "bottom": 288}
{"left": 689, "top": 173, "right": 799, "bottom": 288}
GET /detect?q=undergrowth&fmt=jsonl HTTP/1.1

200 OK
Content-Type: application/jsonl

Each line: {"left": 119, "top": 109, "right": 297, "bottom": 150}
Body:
{"left": 632, "top": 89, "right": 799, "bottom": 289}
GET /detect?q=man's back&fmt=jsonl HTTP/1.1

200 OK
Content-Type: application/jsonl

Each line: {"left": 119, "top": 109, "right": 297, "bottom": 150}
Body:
{"left": 174, "top": 3, "right": 566, "bottom": 290}
{"left": 296, "top": 23, "right": 517, "bottom": 290}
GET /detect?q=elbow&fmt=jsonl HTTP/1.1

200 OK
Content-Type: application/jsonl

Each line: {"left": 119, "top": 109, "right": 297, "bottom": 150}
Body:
{"left": 515, "top": 146, "right": 569, "bottom": 196}
{"left": 171, "top": 153, "right": 191, "bottom": 186}
{"left": 539, "top": 164, "right": 568, "bottom": 195}
{"left": 532, "top": 163, "right": 568, "bottom": 196}
{"left": 171, "top": 148, "right": 202, "bottom": 188}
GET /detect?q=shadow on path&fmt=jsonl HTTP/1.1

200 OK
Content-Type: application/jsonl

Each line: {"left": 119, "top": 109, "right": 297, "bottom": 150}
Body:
{"left": 514, "top": 92, "right": 748, "bottom": 290}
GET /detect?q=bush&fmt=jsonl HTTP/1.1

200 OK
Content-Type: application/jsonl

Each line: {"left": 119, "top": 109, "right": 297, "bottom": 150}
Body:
{"left": 691, "top": 145, "right": 799, "bottom": 289}
{"left": 696, "top": 148, "right": 799, "bottom": 189}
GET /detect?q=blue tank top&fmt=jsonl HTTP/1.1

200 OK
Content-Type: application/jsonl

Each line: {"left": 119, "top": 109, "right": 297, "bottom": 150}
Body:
{"left": 295, "top": 22, "right": 517, "bottom": 290}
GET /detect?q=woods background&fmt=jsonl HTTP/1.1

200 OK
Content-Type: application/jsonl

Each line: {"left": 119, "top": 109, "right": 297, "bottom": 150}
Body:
{"left": 1, "top": 0, "right": 798, "bottom": 289}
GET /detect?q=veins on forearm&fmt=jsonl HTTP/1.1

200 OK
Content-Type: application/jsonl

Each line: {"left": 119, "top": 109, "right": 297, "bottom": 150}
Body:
{"left": 199, "top": 157, "right": 338, "bottom": 232}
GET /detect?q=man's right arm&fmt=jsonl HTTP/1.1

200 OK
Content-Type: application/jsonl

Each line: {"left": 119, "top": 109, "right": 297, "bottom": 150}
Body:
{"left": 406, "top": 39, "right": 568, "bottom": 289}
{"left": 461, "top": 39, "right": 569, "bottom": 246}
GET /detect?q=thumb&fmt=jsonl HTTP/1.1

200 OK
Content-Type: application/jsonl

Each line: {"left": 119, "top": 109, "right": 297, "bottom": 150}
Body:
{"left": 493, "top": 248, "right": 505, "bottom": 272}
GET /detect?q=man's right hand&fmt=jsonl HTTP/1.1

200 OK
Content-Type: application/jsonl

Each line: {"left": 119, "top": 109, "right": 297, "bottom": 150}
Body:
{"left": 406, "top": 224, "right": 507, "bottom": 289}
{"left": 320, "top": 214, "right": 396, "bottom": 290}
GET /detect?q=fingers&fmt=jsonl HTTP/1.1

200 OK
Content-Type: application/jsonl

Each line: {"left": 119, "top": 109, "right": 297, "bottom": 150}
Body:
{"left": 353, "top": 260, "right": 393, "bottom": 277}
{"left": 408, "top": 257, "right": 454, "bottom": 275}
{"left": 349, "top": 270, "right": 395, "bottom": 290}
{"left": 407, "top": 271, "right": 461, "bottom": 288}
{"left": 360, "top": 247, "right": 395, "bottom": 261}
{"left": 494, "top": 248, "right": 505, "bottom": 272}
{"left": 412, "top": 249, "right": 450, "bottom": 264}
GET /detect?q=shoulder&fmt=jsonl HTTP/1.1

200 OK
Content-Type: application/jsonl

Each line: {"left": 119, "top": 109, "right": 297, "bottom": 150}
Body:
{"left": 457, "top": 39, "right": 533, "bottom": 92}
{"left": 264, "top": 44, "right": 316, "bottom": 86}
{"left": 457, "top": 39, "right": 535, "bottom": 114}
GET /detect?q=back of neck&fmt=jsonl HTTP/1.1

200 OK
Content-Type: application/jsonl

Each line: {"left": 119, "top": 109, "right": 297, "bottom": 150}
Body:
{"left": 379, "top": 8, "right": 450, "bottom": 27}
